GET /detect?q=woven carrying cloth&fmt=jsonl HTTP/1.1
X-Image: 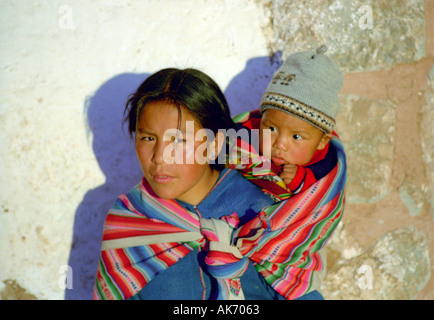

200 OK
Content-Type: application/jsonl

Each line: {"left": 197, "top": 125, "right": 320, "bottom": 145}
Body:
{"left": 93, "top": 119, "right": 346, "bottom": 300}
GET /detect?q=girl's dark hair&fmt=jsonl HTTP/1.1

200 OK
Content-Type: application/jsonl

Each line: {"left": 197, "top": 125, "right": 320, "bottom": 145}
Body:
{"left": 123, "top": 68, "right": 235, "bottom": 170}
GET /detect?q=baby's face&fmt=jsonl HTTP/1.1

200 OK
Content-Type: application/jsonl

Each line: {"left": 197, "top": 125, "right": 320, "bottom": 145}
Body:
{"left": 259, "top": 109, "right": 331, "bottom": 166}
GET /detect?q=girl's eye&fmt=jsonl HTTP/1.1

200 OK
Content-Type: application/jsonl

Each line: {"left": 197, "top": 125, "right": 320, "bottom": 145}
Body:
{"left": 174, "top": 138, "right": 185, "bottom": 144}
{"left": 172, "top": 136, "right": 186, "bottom": 144}
{"left": 269, "top": 126, "right": 278, "bottom": 133}
{"left": 139, "top": 136, "right": 154, "bottom": 142}
{"left": 293, "top": 134, "right": 303, "bottom": 141}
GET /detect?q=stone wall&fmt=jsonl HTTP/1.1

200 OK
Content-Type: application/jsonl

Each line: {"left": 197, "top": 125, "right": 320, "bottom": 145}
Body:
{"left": 257, "top": 0, "right": 433, "bottom": 299}
{"left": 1, "top": 0, "right": 432, "bottom": 300}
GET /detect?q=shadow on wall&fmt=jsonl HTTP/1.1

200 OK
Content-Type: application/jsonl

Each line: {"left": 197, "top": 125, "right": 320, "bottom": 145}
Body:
{"left": 65, "top": 53, "right": 282, "bottom": 300}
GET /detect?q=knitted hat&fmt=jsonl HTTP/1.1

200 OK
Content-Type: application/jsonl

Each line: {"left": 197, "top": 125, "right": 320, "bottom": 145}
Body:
{"left": 260, "top": 45, "right": 343, "bottom": 133}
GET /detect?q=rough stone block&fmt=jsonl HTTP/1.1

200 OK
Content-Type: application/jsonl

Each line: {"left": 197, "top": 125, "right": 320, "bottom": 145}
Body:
{"left": 421, "top": 67, "right": 434, "bottom": 219}
{"left": 262, "top": 0, "right": 426, "bottom": 72}
{"left": 322, "top": 225, "right": 431, "bottom": 300}
{"left": 335, "top": 95, "right": 396, "bottom": 203}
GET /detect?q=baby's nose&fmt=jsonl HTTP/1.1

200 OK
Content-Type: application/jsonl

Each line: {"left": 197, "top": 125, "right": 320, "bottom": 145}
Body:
{"left": 273, "top": 135, "right": 288, "bottom": 152}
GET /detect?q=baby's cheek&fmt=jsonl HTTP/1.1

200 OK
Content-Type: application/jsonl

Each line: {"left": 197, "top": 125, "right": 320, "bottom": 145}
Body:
{"left": 259, "top": 130, "right": 272, "bottom": 158}
{"left": 291, "top": 149, "right": 312, "bottom": 166}
{"left": 259, "top": 141, "right": 270, "bottom": 158}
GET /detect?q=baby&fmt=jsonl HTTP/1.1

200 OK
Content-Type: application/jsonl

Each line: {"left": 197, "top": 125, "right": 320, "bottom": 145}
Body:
{"left": 259, "top": 45, "right": 343, "bottom": 194}
{"left": 234, "top": 46, "right": 344, "bottom": 195}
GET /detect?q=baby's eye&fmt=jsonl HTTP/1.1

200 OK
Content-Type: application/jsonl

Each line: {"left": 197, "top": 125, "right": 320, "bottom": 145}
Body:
{"left": 269, "top": 126, "right": 278, "bottom": 133}
{"left": 292, "top": 134, "right": 303, "bottom": 141}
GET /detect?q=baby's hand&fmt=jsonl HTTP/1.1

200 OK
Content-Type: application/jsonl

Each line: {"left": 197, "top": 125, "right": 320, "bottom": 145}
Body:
{"left": 279, "top": 164, "right": 298, "bottom": 185}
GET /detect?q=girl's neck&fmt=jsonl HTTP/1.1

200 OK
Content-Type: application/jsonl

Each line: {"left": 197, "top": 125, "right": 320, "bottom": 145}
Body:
{"left": 176, "top": 168, "right": 221, "bottom": 206}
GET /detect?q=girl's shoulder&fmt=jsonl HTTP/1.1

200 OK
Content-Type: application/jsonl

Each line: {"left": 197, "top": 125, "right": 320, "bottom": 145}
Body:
{"left": 200, "top": 169, "right": 274, "bottom": 222}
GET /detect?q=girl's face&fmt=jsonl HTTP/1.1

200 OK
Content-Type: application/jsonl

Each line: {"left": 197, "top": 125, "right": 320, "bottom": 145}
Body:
{"left": 259, "top": 109, "right": 331, "bottom": 166}
{"left": 135, "top": 100, "right": 220, "bottom": 205}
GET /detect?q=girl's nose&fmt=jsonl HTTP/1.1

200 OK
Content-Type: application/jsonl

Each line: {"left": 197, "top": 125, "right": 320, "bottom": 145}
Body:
{"left": 152, "top": 141, "right": 166, "bottom": 165}
{"left": 153, "top": 140, "right": 179, "bottom": 165}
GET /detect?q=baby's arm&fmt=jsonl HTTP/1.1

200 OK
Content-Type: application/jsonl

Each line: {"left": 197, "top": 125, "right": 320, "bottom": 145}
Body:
{"left": 279, "top": 165, "right": 315, "bottom": 193}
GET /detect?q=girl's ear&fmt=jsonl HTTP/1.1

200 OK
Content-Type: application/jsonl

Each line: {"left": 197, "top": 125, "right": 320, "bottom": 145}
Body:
{"left": 317, "top": 133, "right": 333, "bottom": 150}
{"left": 208, "top": 131, "right": 225, "bottom": 160}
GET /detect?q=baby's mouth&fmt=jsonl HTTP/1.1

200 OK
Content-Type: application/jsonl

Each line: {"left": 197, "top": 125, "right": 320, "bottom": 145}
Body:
{"left": 271, "top": 155, "right": 286, "bottom": 165}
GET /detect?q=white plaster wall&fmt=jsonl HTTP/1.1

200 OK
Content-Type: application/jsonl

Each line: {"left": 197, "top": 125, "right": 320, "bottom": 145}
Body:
{"left": 0, "top": 0, "right": 275, "bottom": 299}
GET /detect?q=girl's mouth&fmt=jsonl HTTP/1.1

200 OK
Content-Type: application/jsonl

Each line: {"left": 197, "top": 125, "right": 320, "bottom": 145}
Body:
{"left": 153, "top": 173, "right": 174, "bottom": 184}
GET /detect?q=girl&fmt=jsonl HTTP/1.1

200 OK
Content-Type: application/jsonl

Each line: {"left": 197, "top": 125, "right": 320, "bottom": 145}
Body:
{"left": 93, "top": 68, "right": 281, "bottom": 300}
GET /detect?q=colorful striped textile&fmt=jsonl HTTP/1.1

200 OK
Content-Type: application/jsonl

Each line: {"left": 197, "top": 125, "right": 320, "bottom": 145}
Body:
{"left": 228, "top": 110, "right": 347, "bottom": 298}
{"left": 93, "top": 114, "right": 346, "bottom": 300}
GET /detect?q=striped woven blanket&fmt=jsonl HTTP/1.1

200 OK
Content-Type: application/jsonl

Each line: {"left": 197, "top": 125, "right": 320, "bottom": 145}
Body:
{"left": 93, "top": 116, "right": 346, "bottom": 300}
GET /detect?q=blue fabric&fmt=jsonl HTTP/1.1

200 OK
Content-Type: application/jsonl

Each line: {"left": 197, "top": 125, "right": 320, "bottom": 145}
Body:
{"left": 129, "top": 169, "right": 280, "bottom": 300}
{"left": 294, "top": 290, "right": 324, "bottom": 300}
{"left": 128, "top": 169, "right": 324, "bottom": 300}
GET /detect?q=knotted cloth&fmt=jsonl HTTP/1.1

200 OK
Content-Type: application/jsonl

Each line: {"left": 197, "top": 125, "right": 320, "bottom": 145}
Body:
{"left": 93, "top": 137, "right": 346, "bottom": 300}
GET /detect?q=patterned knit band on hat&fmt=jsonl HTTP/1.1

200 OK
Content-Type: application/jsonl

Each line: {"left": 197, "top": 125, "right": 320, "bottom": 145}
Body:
{"left": 260, "top": 45, "right": 343, "bottom": 133}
